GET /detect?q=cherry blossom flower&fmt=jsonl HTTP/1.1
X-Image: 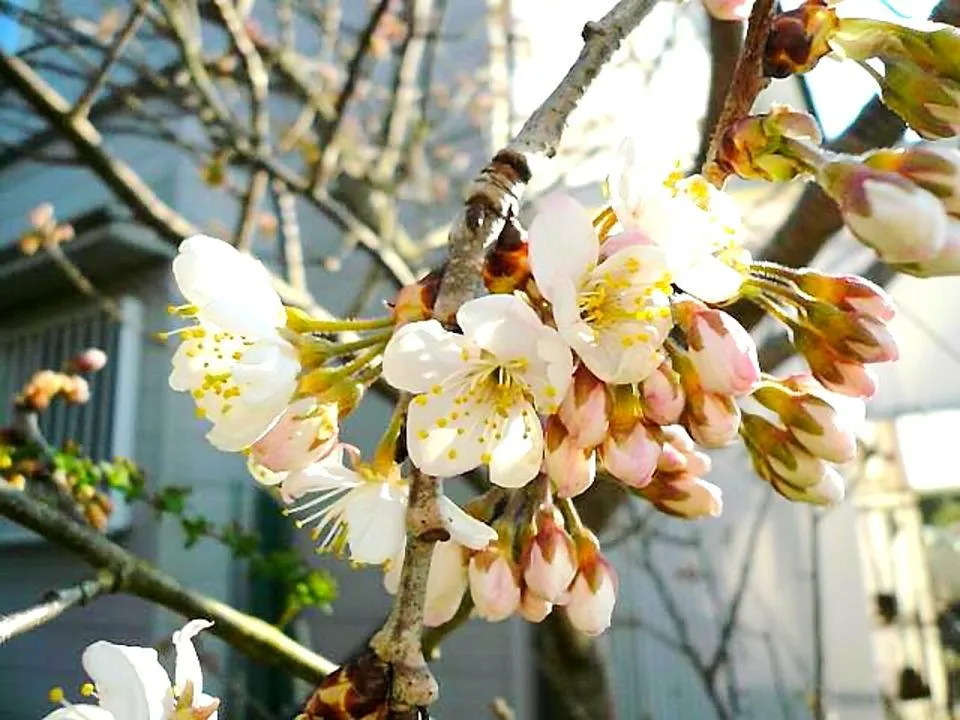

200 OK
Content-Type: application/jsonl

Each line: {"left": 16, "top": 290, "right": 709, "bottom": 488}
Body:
{"left": 527, "top": 194, "right": 673, "bottom": 385}
{"left": 168, "top": 235, "right": 298, "bottom": 452}
{"left": 42, "top": 620, "right": 218, "bottom": 720}
{"left": 382, "top": 294, "right": 573, "bottom": 487}
{"left": 469, "top": 542, "right": 522, "bottom": 621}
{"left": 283, "top": 449, "right": 496, "bottom": 565}
{"left": 608, "top": 139, "right": 750, "bottom": 303}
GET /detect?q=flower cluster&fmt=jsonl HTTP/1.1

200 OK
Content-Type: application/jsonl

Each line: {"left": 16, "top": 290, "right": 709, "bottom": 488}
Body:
{"left": 168, "top": 135, "right": 899, "bottom": 638}
{"left": 42, "top": 619, "right": 218, "bottom": 720}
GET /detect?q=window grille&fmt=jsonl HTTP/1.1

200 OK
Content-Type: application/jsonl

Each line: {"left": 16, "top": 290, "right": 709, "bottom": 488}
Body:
{"left": 0, "top": 297, "right": 142, "bottom": 542}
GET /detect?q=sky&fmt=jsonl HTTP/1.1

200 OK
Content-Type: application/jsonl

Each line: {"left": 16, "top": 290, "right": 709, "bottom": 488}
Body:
{"left": 802, "top": 0, "right": 941, "bottom": 137}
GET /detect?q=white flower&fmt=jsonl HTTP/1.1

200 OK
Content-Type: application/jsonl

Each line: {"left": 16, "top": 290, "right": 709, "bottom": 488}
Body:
{"left": 281, "top": 449, "right": 409, "bottom": 565}
{"left": 382, "top": 294, "right": 573, "bottom": 487}
{"left": 528, "top": 194, "right": 673, "bottom": 385}
{"left": 168, "top": 235, "right": 299, "bottom": 452}
{"left": 42, "top": 619, "right": 218, "bottom": 720}
{"left": 282, "top": 450, "right": 496, "bottom": 565}
{"left": 608, "top": 139, "right": 750, "bottom": 303}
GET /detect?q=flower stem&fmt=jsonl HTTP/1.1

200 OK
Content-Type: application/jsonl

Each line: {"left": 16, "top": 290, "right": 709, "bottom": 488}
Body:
{"left": 557, "top": 496, "right": 586, "bottom": 535}
{"left": 372, "top": 395, "right": 412, "bottom": 472}
{"left": 286, "top": 308, "right": 395, "bottom": 334}
{"left": 321, "top": 330, "right": 394, "bottom": 359}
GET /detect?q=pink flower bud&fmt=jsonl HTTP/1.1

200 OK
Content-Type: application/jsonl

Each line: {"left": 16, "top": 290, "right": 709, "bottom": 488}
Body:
{"left": 544, "top": 416, "right": 597, "bottom": 498}
{"left": 64, "top": 376, "right": 91, "bottom": 405}
{"left": 792, "top": 269, "right": 895, "bottom": 323}
{"left": 641, "top": 361, "right": 685, "bottom": 425}
{"left": 685, "top": 393, "right": 741, "bottom": 448}
{"left": 600, "top": 422, "right": 660, "bottom": 489}
{"left": 469, "top": 544, "right": 521, "bottom": 622}
{"left": 565, "top": 534, "right": 618, "bottom": 637}
{"left": 701, "top": 0, "right": 754, "bottom": 21}
{"left": 639, "top": 473, "right": 723, "bottom": 519}
{"left": 385, "top": 541, "right": 469, "bottom": 628}
{"left": 518, "top": 590, "right": 553, "bottom": 623}
{"left": 69, "top": 347, "right": 108, "bottom": 374}
{"left": 558, "top": 367, "right": 609, "bottom": 448}
{"left": 767, "top": 445, "right": 831, "bottom": 489}
{"left": 522, "top": 507, "right": 578, "bottom": 603}
{"left": 821, "top": 161, "right": 949, "bottom": 263}
{"left": 676, "top": 302, "right": 760, "bottom": 396}
{"left": 250, "top": 399, "right": 339, "bottom": 472}
{"left": 772, "top": 375, "right": 864, "bottom": 463}
{"left": 771, "top": 465, "right": 846, "bottom": 506}
{"left": 895, "top": 217, "right": 960, "bottom": 278}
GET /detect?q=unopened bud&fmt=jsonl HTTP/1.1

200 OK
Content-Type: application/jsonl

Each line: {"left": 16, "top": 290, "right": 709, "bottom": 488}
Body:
{"left": 67, "top": 347, "right": 108, "bottom": 374}
{"left": 717, "top": 108, "right": 823, "bottom": 182}
{"left": 250, "top": 398, "right": 339, "bottom": 473}
{"left": 636, "top": 473, "right": 723, "bottom": 519}
{"left": 565, "top": 531, "right": 617, "bottom": 637}
{"left": 675, "top": 299, "right": 760, "bottom": 396}
{"left": 544, "top": 416, "right": 597, "bottom": 498}
{"left": 558, "top": 367, "right": 608, "bottom": 449}
{"left": 684, "top": 392, "right": 741, "bottom": 448}
{"left": 793, "top": 327, "right": 879, "bottom": 398}
{"left": 600, "top": 421, "right": 660, "bottom": 489}
{"left": 522, "top": 506, "right": 577, "bottom": 603}
{"left": 820, "top": 160, "right": 949, "bottom": 264}
{"left": 763, "top": 2, "right": 839, "bottom": 78}
{"left": 864, "top": 142, "right": 960, "bottom": 218}
{"left": 894, "top": 218, "right": 960, "bottom": 277}
{"left": 519, "top": 590, "right": 553, "bottom": 623}
{"left": 640, "top": 360, "right": 685, "bottom": 425}
{"left": 804, "top": 304, "right": 898, "bottom": 365}
{"left": 63, "top": 376, "right": 91, "bottom": 405}
{"left": 790, "top": 268, "right": 895, "bottom": 322}
{"left": 469, "top": 543, "right": 521, "bottom": 622}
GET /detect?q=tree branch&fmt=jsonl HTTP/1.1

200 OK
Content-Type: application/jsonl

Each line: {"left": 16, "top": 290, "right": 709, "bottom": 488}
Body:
{"left": 0, "top": 486, "right": 338, "bottom": 683}
{"left": 703, "top": 0, "right": 776, "bottom": 185}
{"left": 693, "top": 16, "right": 743, "bottom": 173}
{"left": 70, "top": 0, "right": 147, "bottom": 120}
{"left": 0, "top": 571, "right": 114, "bottom": 644}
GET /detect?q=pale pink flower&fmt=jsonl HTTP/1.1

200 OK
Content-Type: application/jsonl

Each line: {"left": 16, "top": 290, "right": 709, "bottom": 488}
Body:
{"left": 565, "top": 533, "right": 618, "bottom": 637}
{"left": 677, "top": 301, "right": 760, "bottom": 396}
{"left": 249, "top": 398, "right": 339, "bottom": 473}
{"left": 600, "top": 422, "right": 660, "bottom": 489}
{"left": 522, "top": 506, "right": 578, "bottom": 603}
{"left": 469, "top": 544, "right": 522, "bottom": 622}
{"left": 544, "top": 416, "right": 597, "bottom": 498}
{"left": 640, "top": 473, "right": 723, "bottom": 519}
{"left": 558, "top": 367, "right": 609, "bottom": 449}
{"left": 385, "top": 540, "right": 471, "bottom": 628}
{"left": 640, "top": 360, "right": 685, "bottom": 425}
{"left": 685, "top": 393, "right": 741, "bottom": 448}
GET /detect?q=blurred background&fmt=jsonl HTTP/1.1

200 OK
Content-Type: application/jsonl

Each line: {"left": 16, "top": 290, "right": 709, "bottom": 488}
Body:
{"left": 0, "top": 0, "right": 958, "bottom": 718}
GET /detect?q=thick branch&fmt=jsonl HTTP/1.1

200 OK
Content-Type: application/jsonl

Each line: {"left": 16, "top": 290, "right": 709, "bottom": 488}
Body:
{"left": 0, "top": 572, "right": 114, "bottom": 644}
{"left": 693, "top": 16, "right": 743, "bottom": 172}
{"left": 0, "top": 487, "right": 337, "bottom": 683}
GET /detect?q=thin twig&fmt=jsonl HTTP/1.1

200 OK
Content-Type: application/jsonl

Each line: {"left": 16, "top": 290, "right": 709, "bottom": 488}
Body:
{"left": 0, "top": 571, "right": 114, "bottom": 644}
{"left": 702, "top": 0, "right": 776, "bottom": 186}
{"left": 70, "top": 0, "right": 147, "bottom": 120}
{"left": 311, "top": 0, "right": 391, "bottom": 188}
{"left": 0, "top": 486, "right": 338, "bottom": 682}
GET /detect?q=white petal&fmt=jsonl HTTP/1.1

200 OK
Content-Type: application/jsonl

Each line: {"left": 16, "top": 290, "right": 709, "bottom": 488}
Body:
{"left": 382, "top": 320, "right": 473, "bottom": 394}
{"left": 232, "top": 339, "right": 299, "bottom": 403}
{"left": 279, "top": 450, "right": 359, "bottom": 502}
{"left": 488, "top": 402, "right": 544, "bottom": 488}
{"left": 205, "top": 403, "right": 285, "bottom": 452}
{"left": 41, "top": 707, "right": 116, "bottom": 720}
{"left": 528, "top": 194, "right": 598, "bottom": 303}
{"left": 406, "top": 390, "right": 485, "bottom": 478}
{"left": 455, "top": 294, "right": 545, "bottom": 361}
{"left": 673, "top": 254, "right": 745, "bottom": 303}
{"left": 81, "top": 642, "right": 170, "bottom": 720}
{"left": 424, "top": 540, "right": 469, "bottom": 627}
{"left": 172, "top": 619, "right": 213, "bottom": 698}
{"left": 174, "top": 235, "right": 285, "bottom": 337}
{"left": 528, "top": 329, "right": 576, "bottom": 414}
{"left": 343, "top": 483, "right": 409, "bottom": 564}
{"left": 438, "top": 495, "right": 497, "bottom": 549}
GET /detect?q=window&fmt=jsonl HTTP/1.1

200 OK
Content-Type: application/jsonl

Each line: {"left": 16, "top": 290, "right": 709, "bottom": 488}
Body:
{"left": 0, "top": 297, "right": 142, "bottom": 542}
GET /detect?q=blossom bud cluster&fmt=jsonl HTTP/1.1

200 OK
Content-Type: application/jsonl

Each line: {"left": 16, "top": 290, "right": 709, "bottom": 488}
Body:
{"left": 463, "top": 500, "right": 618, "bottom": 636}
{"left": 742, "top": 373, "right": 863, "bottom": 505}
